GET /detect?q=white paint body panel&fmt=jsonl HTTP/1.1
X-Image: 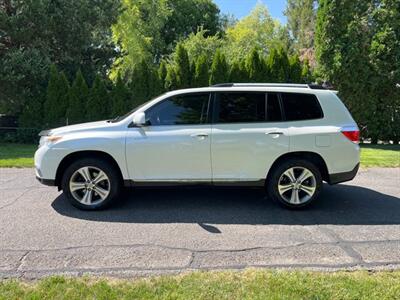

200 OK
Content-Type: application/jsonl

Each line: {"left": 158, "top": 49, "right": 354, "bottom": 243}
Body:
{"left": 34, "top": 86, "right": 360, "bottom": 185}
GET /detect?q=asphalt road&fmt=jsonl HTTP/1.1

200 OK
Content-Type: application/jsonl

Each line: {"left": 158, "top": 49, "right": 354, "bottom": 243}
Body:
{"left": 0, "top": 167, "right": 399, "bottom": 279}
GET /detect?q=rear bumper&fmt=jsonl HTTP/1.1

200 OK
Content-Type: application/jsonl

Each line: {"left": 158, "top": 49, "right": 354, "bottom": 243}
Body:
{"left": 328, "top": 163, "right": 359, "bottom": 185}
{"left": 36, "top": 176, "right": 56, "bottom": 186}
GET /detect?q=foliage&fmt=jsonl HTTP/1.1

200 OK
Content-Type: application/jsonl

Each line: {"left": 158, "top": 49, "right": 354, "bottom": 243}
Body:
{"left": 267, "top": 47, "right": 290, "bottom": 83}
{"left": 67, "top": 70, "right": 89, "bottom": 125}
{"left": 315, "top": 0, "right": 400, "bottom": 142}
{"left": 43, "top": 65, "right": 70, "bottom": 127}
{"left": 0, "top": 0, "right": 119, "bottom": 115}
{"left": 111, "top": 77, "right": 132, "bottom": 118}
{"left": 246, "top": 48, "right": 268, "bottom": 82}
{"left": 223, "top": 3, "right": 289, "bottom": 61}
{"left": 289, "top": 55, "right": 303, "bottom": 83}
{"left": 86, "top": 75, "right": 109, "bottom": 121}
{"left": 209, "top": 49, "right": 229, "bottom": 85}
{"left": 174, "top": 44, "right": 192, "bottom": 88}
{"left": 193, "top": 55, "right": 210, "bottom": 87}
{"left": 111, "top": 0, "right": 222, "bottom": 79}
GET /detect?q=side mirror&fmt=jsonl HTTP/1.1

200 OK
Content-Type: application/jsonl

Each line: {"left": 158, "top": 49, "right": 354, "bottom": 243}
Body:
{"left": 132, "top": 112, "right": 147, "bottom": 126}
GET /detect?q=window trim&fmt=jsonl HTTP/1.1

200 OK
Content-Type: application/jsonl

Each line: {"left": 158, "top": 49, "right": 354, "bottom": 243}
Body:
{"left": 143, "top": 92, "right": 213, "bottom": 127}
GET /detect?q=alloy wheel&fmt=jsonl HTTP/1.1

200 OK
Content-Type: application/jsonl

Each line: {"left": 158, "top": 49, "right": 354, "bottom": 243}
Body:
{"left": 69, "top": 166, "right": 110, "bottom": 205}
{"left": 277, "top": 166, "right": 317, "bottom": 205}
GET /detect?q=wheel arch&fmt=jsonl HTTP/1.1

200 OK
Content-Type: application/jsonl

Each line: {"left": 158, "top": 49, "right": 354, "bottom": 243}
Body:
{"left": 266, "top": 151, "right": 330, "bottom": 183}
{"left": 55, "top": 150, "right": 124, "bottom": 190}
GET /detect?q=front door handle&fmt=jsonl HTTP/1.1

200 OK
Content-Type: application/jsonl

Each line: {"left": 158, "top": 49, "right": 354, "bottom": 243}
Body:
{"left": 191, "top": 133, "right": 209, "bottom": 138}
{"left": 266, "top": 132, "right": 284, "bottom": 135}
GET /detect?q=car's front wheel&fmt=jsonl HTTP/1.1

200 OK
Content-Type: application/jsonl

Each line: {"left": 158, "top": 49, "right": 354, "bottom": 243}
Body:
{"left": 61, "top": 158, "right": 121, "bottom": 210}
{"left": 266, "top": 159, "right": 322, "bottom": 209}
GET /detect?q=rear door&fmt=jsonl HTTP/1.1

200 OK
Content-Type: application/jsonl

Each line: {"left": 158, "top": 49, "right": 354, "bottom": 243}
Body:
{"left": 211, "top": 92, "right": 289, "bottom": 184}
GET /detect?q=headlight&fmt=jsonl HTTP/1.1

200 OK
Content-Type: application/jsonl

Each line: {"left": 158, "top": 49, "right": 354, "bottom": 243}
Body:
{"left": 39, "top": 135, "right": 63, "bottom": 147}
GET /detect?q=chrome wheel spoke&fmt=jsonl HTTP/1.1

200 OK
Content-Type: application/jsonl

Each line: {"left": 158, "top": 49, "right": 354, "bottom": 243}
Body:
{"left": 299, "top": 184, "right": 316, "bottom": 196}
{"left": 93, "top": 185, "right": 109, "bottom": 200}
{"left": 278, "top": 183, "right": 294, "bottom": 194}
{"left": 78, "top": 167, "right": 92, "bottom": 182}
{"left": 93, "top": 171, "right": 107, "bottom": 185}
{"left": 70, "top": 182, "right": 86, "bottom": 192}
{"left": 283, "top": 168, "right": 296, "bottom": 183}
{"left": 290, "top": 189, "right": 300, "bottom": 204}
{"left": 81, "top": 189, "right": 93, "bottom": 204}
{"left": 297, "top": 169, "right": 313, "bottom": 184}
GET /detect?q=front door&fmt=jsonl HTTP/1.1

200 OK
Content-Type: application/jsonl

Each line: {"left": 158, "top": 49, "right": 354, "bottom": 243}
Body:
{"left": 126, "top": 93, "right": 212, "bottom": 182}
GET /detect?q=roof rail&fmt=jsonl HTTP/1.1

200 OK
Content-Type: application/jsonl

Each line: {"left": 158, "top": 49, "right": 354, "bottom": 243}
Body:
{"left": 211, "top": 83, "right": 327, "bottom": 90}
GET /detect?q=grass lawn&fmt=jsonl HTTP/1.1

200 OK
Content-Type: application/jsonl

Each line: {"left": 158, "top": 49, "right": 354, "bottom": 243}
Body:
{"left": 0, "top": 143, "right": 398, "bottom": 168}
{"left": 1, "top": 270, "right": 400, "bottom": 299}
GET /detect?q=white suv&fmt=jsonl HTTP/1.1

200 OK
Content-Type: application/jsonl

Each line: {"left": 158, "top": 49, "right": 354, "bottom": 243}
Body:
{"left": 35, "top": 83, "right": 360, "bottom": 210}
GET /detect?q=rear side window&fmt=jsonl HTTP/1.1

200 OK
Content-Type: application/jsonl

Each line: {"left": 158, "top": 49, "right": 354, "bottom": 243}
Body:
{"left": 146, "top": 93, "right": 210, "bottom": 125}
{"left": 281, "top": 93, "right": 323, "bottom": 121}
{"left": 216, "top": 92, "right": 266, "bottom": 123}
{"left": 266, "top": 93, "right": 282, "bottom": 122}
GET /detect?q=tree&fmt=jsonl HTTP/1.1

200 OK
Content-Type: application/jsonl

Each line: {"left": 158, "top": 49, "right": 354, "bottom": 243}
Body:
{"left": 66, "top": 70, "right": 89, "bottom": 125}
{"left": 165, "top": 65, "right": 179, "bottom": 91}
{"left": 174, "top": 44, "right": 192, "bottom": 88}
{"left": 43, "top": 65, "right": 70, "bottom": 127}
{"left": 193, "top": 55, "right": 209, "bottom": 87}
{"left": 86, "top": 75, "right": 109, "bottom": 121}
{"left": 0, "top": 0, "right": 119, "bottom": 116}
{"left": 289, "top": 55, "right": 303, "bottom": 83}
{"left": 111, "top": 0, "right": 222, "bottom": 79}
{"left": 246, "top": 48, "right": 268, "bottom": 82}
{"left": 223, "top": 3, "right": 288, "bottom": 61}
{"left": 111, "top": 77, "right": 131, "bottom": 117}
{"left": 301, "top": 59, "right": 313, "bottom": 83}
{"left": 158, "top": 60, "right": 168, "bottom": 92}
{"left": 229, "top": 60, "right": 249, "bottom": 83}
{"left": 285, "top": 0, "right": 316, "bottom": 53}
{"left": 267, "top": 48, "right": 290, "bottom": 83}
{"left": 130, "top": 60, "right": 161, "bottom": 105}
{"left": 209, "top": 49, "right": 229, "bottom": 85}
{"left": 180, "top": 29, "right": 224, "bottom": 65}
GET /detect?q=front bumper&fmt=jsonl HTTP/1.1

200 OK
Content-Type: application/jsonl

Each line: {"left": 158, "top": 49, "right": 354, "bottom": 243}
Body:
{"left": 328, "top": 163, "right": 360, "bottom": 185}
{"left": 36, "top": 176, "right": 56, "bottom": 186}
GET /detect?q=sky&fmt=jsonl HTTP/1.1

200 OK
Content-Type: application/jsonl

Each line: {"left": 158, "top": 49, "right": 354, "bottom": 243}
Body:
{"left": 214, "top": 0, "right": 287, "bottom": 23}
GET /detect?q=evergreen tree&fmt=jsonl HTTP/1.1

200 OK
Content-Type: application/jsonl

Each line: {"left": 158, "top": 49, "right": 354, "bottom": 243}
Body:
{"left": 165, "top": 64, "right": 179, "bottom": 91}
{"left": 130, "top": 60, "right": 161, "bottom": 105}
{"left": 19, "top": 96, "right": 43, "bottom": 129}
{"left": 209, "top": 49, "right": 229, "bottom": 85}
{"left": 246, "top": 48, "right": 267, "bottom": 82}
{"left": 267, "top": 48, "right": 290, "bottom": 82}
{"left": 86, "top": 75, "right": 109, "bottom": 121}
{"left": 174, "top": 44, "right": 192, "bottom": 88}
{"left": 289, "top": 55, "right": 302, "bottom": 83}
{"left": 193, "top": 55, "right": 209, "bottom": 87}
{"left": 229, "top": 60, "right": 249, "bottom": 83}
{"left": 43, "top": 65, "right": 70, "bottom": 127}
{"left": 66, "top": 69, "right": 89, "bottom": 125}
{"left": 301, "top": 59, "right": 313, "bottom": 83}
{"left": 111, "top": 77, "right": 131, "bottom": 117}
{"left": 158, "top": 60, "right": 168, "bottom": 92}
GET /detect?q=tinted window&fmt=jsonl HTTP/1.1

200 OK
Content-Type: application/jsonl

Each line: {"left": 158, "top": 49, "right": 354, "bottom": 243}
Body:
{"left": 281, "top": 93, "right": 323, "bottom": 121}
{"left": 267, "top": 93, "right": 283, "bottom": 122}
{"left": 217, "top": 92, "right": 266, "bottom": 123}
{"left": 147, "top": 93, "right": 210, "bottom": 125}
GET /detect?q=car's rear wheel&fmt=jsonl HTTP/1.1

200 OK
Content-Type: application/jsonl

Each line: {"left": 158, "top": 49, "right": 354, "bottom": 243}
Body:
{"left": 266, "top": 159, "right": 322, "bottom": 209}
{"left": 61, "top": 158, "right": 121, "bottom": 210}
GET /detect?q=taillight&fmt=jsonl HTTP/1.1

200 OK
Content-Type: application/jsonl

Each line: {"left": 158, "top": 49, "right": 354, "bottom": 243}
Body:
{"left": 341, "top": 130, "right": 360, "bottom": 143}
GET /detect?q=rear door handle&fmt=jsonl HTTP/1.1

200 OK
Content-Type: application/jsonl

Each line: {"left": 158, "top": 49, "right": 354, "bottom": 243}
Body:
{"left": 266, "top": 132, "right": 284, "bottom": 135}
{"left": 191, "top": 133, "right": 209, "bottom": 138}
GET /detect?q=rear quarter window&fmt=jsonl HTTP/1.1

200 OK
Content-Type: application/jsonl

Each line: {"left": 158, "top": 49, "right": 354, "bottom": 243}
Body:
{"left": 281, "top": 93, "right": 323, "bottom": 121}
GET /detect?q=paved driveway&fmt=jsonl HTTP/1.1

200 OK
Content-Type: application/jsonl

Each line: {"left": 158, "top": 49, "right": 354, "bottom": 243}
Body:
{"left": 0, "top": 168, "right": 399, "bottom": 279}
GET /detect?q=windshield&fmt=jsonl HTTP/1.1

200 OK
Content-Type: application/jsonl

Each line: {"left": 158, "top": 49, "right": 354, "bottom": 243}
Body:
{"left": 109, "top": 97, "right": 161, "bottom": 123}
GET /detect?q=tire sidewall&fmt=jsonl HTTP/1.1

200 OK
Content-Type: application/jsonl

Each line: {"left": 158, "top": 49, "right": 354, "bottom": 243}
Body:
{"left": 267, "top": 159, "right": 322, "bottom": 209}
{"left": 61, "top": 158, "right": 121, "bottom": 210}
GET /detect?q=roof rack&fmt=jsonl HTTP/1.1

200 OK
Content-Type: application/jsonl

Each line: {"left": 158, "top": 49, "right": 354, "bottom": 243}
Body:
{"left": 211, "top": 83, "right": 327, "bottom": 90}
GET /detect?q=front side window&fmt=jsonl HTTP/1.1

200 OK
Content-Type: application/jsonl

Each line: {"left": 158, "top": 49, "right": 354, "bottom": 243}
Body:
{"left": 146, "top": 93, "right": 210, "bottom": 126}
{"left": 281, "top": 93, "right": 323, "bottom": 121}
{"left": 216, "top": 92, "right": 266, "bottom": 123}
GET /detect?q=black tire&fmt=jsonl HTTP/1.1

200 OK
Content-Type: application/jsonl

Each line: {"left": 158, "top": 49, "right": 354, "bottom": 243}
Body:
{"left": 266, "top": 159, "right": 322, "bottom": 209}
{"left": 61, "top": 158, "right": 122, "bottom": 210}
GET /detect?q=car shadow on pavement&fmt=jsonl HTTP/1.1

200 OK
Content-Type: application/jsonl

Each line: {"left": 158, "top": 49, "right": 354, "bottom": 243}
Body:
{"left": 51, "top": 184, "right": 400, "bottom": 225}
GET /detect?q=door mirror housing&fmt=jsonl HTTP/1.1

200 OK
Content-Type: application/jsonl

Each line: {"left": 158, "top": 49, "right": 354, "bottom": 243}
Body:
{"left": 132, "top": 112, "right": 147, "bottom": 126}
